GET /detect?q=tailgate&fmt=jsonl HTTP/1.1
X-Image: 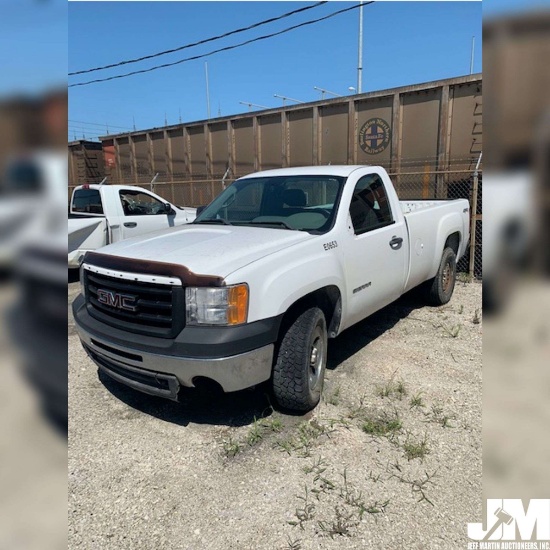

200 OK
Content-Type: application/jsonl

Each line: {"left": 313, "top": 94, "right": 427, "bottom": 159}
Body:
{"left": 68, "top": 217, "right": 108, "bottom": 253}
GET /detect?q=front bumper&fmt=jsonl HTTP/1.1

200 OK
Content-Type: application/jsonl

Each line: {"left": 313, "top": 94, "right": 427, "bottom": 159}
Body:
{"left": 72, "top": 294, "right": 279, "bottom": 398}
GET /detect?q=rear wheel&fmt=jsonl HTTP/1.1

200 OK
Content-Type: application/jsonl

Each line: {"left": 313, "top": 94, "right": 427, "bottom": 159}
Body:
{"left": 272, "top": 307, "right": 327, "bottom": 412}
{"left": 427, "top": 247, "right": 457, "bottom": 305}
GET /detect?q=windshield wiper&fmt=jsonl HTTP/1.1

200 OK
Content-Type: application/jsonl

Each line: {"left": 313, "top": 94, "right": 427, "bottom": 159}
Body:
{"left": 193, "top": 218, "right": 233, "bottom": 225}
{"left": 243, "top": 220, "right": 294, "bottom": 230}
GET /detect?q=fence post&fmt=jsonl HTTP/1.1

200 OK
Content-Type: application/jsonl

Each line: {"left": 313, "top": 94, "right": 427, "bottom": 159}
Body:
{"left": 469, "top": 153, "right": 482, "bottom": 277}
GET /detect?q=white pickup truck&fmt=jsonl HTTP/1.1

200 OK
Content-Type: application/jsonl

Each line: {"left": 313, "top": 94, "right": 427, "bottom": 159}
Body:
{"left": 68, "top": 184, "right": 196, "bottom": 268}
{"left": 72, "top": 165, "right": 470, "bottom": 412}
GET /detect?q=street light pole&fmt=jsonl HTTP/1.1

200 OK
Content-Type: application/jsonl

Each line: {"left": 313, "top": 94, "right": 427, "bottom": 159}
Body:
{"left": 273, "top": 94, "right": 305, "bottom": 106}
{"left": 239, "top": 101, "right": 269, "bottom": 111}
{"left": 470, "top": 36, "right": 475, "bottom": 75}
{"left": 313, "top": 86, "right": 342, "bottom": 99}
{"left": 357, "top": 0, "right": 364, "bottom": 94}
{"left": 205, "top": 62, "right": 211, "bottom": 119}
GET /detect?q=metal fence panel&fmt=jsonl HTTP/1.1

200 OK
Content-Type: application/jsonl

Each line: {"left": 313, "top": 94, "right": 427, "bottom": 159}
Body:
{"left": 68, "top": 168, "right": 482, "bottom": 277}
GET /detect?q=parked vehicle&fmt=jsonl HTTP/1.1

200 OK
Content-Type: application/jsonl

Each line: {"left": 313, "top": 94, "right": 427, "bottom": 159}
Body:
{"left": 68, "top": 183, "right": 196, "bottom": 268}
{"left": 72, "top": 165, "right": 470, "bottom": 412}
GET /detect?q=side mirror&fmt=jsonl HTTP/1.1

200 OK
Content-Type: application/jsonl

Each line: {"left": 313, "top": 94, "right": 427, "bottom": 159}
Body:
{"left": 163, "top": 202, "right": 173, "bottom": 214}
{"left": 196, "top": 205, "right": 207, "bottom": 216}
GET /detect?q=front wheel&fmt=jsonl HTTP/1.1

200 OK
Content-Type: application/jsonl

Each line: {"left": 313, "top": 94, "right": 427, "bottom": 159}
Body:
{"left": 427, "top": 247, "right": 457, "bottom": 305}
{"left": 272, "top": 307, "right": 327, "bottom": 412}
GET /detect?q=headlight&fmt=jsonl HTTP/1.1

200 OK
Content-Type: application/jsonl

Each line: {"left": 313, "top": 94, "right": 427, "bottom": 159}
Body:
{"left": 185, "top": 284, "right": 248, "bottom": 326}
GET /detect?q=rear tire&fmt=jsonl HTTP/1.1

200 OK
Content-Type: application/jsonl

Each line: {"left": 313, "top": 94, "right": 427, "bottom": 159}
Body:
{"left": 272, "top": 307, "right": 327, "bottom": 412}
{"left": 427, "top": 247, "right": 456, "bottom": 305}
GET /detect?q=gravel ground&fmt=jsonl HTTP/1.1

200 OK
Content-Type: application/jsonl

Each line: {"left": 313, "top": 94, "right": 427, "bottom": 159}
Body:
{"left": 68, "top": 279, "right": 482, "bottom": 550}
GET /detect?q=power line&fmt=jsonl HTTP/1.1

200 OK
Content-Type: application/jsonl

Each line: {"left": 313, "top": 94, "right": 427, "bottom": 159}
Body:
{"left": 69, "top": 2, "right": 328, "bottom": 76}
{"left": 70, "top": 2, "right": 374, "bottom": 88}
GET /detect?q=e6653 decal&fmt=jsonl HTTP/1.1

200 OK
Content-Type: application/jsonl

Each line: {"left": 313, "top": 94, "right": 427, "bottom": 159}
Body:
{"left": 323, "top": 241, "right": 338, "bottom": 251}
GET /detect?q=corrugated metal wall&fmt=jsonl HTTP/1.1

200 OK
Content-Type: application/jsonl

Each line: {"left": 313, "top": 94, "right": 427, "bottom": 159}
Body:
{"left": 99, "top": 74, "right": 482, "bottom": 185}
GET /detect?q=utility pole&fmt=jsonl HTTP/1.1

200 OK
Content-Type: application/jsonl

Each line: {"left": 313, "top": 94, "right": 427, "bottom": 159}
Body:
{"left": 470, "top": 36, "right": 475, "bottom": 75}
{"left": 205, "top": 62, "right": 211, "bottom": 119}
{"left": 357, "top": 0, "right": 364, "bottom": 94}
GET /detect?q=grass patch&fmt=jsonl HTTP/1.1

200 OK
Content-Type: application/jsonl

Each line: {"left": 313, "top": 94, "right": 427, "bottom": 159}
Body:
{"left": 409, "top": 392, "right": 425, "bottom": 410}
{"left": 403, "top": 433, "right": 430, "bottom": 461}
{"left": 472, "top": 308, "right": 481, "bottom": 325}
{"left": 425, "top": 403, "right": 455, "bottom": 428}
{"left": 325, "top": 385, "right": 341, "bottom": 406}
{"left": 222, "top": 436, "right": 241, "bottom": 458}
{"left": 317, "top": 506, "right": 358, "bottom": 539}
{"left": 362, "top": 412, "right": 402, "bottom": 436}
{"left": 375, "top": 372, "right": 408, "bottom": 400}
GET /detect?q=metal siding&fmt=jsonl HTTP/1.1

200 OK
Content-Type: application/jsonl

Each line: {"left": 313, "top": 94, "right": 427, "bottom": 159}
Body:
{"left": 259, "top": 114, "right": 282, "bottom": 170}
{"left": 168, "top": 129, "right": 186, "bottom": 177}
{"left": 449, "top": 82, "right": 483, "bottom": 169}
{"left": 188, "top": 126, "right": 207, "bottom": 176}
{"left": 151, "top": 132, "right": 167, "bottom": 175}
{"left": 401, "top": 89, "right": 442, "bottom": 169}
{"left": 356, "top": 96, "right": 394, "bottom": 166}
{"left": 233, "top": 119, "right": 254, "bottom": 175}
{"left": 117, "top": 137, "right": 132, "bottom": 180}
{"left": 210, "top": 122, "right": 228, "bottom": 177}
{"left": 133, "top": 135, "right": 150, "bottom": 179}
{"left": 288, "top": 109, "right": 314, "bottom": 166}
{"left": 319, "top": 103, "right": 348, "bottom": 165}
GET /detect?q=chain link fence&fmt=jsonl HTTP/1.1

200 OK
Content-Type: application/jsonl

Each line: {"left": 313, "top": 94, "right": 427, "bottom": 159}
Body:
{"left": 68, "top": 168, "right": 482, "bottom": 277}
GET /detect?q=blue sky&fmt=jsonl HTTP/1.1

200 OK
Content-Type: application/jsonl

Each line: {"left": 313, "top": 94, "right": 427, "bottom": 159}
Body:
{"left": 68, "top": 1, "right": 483, "bottom": 140}
{"left": 0, "top": 0, "right": 66, "bottom": 96}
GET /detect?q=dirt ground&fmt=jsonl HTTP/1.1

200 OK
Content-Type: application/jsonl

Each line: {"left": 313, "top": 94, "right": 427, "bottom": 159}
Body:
{"left": 68, "top": 279, "right": 482, "bottom": 550}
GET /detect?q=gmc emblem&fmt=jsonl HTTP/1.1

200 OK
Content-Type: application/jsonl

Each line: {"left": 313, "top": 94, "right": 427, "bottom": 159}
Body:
{"left": 96, "top": 289, "right": 138, "bottom": 312}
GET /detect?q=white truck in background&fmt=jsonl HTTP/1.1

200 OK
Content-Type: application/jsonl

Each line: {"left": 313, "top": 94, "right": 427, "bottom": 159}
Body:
{"left": 73, "top": 165, "right": 470, "bottom": 412}
{"left": 68, "top": 183, "right": 196, "bottom": 268}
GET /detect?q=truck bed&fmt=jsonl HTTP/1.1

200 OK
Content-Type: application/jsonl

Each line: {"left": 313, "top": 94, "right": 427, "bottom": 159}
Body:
{"left": 401, "top": 199, "right": 470, "bottom": 292}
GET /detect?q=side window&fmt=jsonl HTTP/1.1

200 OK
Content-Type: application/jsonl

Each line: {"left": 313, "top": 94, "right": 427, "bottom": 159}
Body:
{"left": 72, "top": 189, "right": 103, "bottom": 214}
{"left": 349, "top": 175, "right": 393, "bottom": 235}
{"left": 119, "top": 191, "right": 165, "bottom": 216}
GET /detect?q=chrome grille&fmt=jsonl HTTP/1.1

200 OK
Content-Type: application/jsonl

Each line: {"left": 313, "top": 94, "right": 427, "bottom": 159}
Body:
{"left": 84, "top": 270, "right": 184, "bottom": 338}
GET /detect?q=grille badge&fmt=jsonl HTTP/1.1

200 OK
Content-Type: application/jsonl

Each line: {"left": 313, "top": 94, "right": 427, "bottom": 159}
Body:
{"left": 96, "top": 288, "right": 138, "bottom": 312}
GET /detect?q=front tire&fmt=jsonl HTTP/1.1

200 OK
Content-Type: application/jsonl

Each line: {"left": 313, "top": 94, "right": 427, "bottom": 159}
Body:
{"left": 272, "top": 307, "right": 327, "bottom": 412}
{"left": 427, "top": 247, "right": 457, "bottom": 305}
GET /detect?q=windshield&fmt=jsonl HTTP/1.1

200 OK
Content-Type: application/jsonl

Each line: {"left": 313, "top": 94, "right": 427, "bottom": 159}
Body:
{"left": 194, "top": 175, "right": 345, "bottom": 233}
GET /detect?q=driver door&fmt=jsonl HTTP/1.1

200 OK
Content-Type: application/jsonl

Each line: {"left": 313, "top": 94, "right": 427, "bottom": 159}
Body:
{"left": 119, "top": 190, "right": 174, "bottom": 239}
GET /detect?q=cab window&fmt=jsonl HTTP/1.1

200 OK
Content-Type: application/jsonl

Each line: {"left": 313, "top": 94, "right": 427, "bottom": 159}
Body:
{"left": 72, "top": 189, "right": 103, "bottom": 214}
{"left": 349, "top": 174, "right": 393, "bottom": 235}
{"left": 119, "top": 190, "right": 166, "bottom": 216}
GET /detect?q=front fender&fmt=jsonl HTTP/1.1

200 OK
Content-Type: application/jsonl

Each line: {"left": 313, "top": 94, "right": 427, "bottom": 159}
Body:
{"left": 224, "top": 237, "right": 346, "bottom": 324}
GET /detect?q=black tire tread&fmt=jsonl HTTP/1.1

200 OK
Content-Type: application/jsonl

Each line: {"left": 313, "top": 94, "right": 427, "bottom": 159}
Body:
{"left": 272, "top": 307, "right": 326, "bottom": 412}
{"left": 427, "top": 247, "right": 457, "bottom": 306}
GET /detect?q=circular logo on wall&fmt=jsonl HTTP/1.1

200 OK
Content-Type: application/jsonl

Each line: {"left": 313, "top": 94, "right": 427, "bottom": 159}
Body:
{"left": 359, "top": 118, "right": 391, "bottom": 155}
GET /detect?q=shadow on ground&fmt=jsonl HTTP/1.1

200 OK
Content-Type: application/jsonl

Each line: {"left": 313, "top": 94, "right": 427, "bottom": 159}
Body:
{"left": 99, "top": 287, "right": 428, "bottom": 428}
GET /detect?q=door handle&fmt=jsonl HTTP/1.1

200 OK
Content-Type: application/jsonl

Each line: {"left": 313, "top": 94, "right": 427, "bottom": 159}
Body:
{"left": 124, "top": 222, "right": 137, "bottom": 228}
{"left": 389, "top": 236, "right": 403, "bottom": 249}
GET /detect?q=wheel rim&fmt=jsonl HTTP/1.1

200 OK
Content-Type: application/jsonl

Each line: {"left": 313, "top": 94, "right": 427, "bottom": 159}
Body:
{"left": 308, "top": 327, "right": 325, "bottom": 392}
{"left": 442, "top": 261, "right": 453, "bottom": 293}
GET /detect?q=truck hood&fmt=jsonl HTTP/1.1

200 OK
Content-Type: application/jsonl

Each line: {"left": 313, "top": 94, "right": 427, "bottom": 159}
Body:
{"left": 91, "top": 224, "right": 315, "bottom": 278}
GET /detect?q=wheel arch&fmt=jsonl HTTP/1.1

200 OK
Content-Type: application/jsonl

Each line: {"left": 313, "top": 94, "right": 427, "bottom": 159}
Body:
{"left": 278, "top": 285, "right": 342, "bottom": 341}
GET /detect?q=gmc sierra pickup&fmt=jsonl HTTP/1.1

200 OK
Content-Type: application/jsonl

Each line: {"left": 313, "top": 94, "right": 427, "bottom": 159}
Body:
{"left": 72, "top": 165, "right": 470, "bottom": 412}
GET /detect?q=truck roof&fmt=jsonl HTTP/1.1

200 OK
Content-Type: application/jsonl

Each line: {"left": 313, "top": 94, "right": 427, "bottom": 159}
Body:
{"left": 240, "top": 165, "right": 377, "bottom": 179}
